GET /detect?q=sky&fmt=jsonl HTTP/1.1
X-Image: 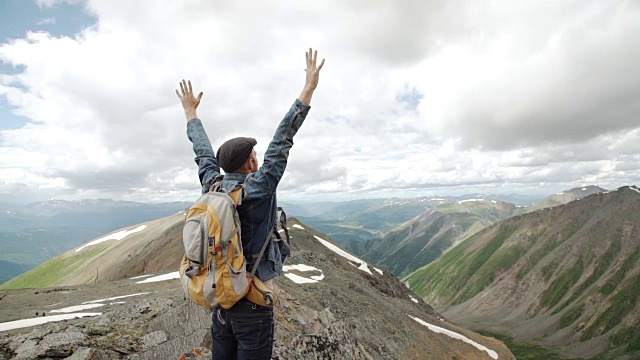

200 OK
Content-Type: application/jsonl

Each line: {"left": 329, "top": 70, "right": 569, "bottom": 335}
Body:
{"left": 0, "top": 0, "right": 639, "bottom": 205}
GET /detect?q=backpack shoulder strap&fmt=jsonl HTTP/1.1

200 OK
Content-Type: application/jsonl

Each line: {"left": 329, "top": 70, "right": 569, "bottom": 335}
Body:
{"left": 228, "top": 184, "right": 244, "bottom": 206}
{"left": 250, "top": 206, "right": 289, "bottom": 277}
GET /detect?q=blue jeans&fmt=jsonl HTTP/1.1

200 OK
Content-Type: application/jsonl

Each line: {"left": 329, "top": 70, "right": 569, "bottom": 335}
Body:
{"left": 212, "top": 299, "right": 274, "bottom": 360}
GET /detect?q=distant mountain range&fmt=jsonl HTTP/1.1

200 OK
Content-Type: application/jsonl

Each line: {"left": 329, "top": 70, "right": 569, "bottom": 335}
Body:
{"left": 404, "top": 186, "right": 640, "bottom": 359}
{"left": 341, "top": 186, "right": 606, "bottom": 278}
{"left": 289, "top": 192, "right": 544, "bottom": 245}
{"left": 0, "top": 188, "right": 596, "bottom": 285}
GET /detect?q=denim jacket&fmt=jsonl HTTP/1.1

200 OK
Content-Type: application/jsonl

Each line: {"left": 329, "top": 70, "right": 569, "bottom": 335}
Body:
{"left": 186, "top": 99, "right": 310, "bottom": 282}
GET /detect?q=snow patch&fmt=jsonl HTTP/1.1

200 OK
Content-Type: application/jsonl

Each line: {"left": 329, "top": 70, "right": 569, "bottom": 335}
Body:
{"left": 283, "top": 264, "right": 325, "bottom": 284}
{"left": 0, "top": 313, "right": 102, "bottom": 332}
{"left": 136, "top": 271, "right": 180, "bottom": 284}
{"left": 292, "top": 224, "right": 305, "bottom": 229}
{"left": 582, "top": 187, "right": 587, "bottom": 191}
{"left": 314, "top": 235, "right": 372, "bottom": 274}
{"left": 284, "top": 273, "right": 318, "bottom": 284}
{"left": 82, "top": 292, "right": 150, "bottom": 304}
{"left": 374, "top": 267, "right": 383, "bottom": 275}
{"left": 50, "top": 304, "right": 105, "bottom": 313}
{"left": 630, "top": 186, "right": 640, "bottom": 194}
{"left": 410, "top": 296, "right": 419, "bottom": 304}
{"left": 409, "top": 315, "right": 498, "bottom": 359}
{"left": 76, "top": 225, "right": 147, "bottom": 252}
{"left": 457, "top": 199, "right": 485, "bottom": 204}
{"left": 283, "top": 264, "right": 319, "bottom": 272}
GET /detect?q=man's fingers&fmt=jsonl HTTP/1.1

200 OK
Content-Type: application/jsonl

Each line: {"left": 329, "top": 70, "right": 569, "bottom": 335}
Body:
{"left": 175, "top": 89, "right": 182, "bottom": 99}
{"left": 313, "top": 50, "right": 317, "bottom": 66}
{"left": 188, "top": 80, "right": 193, "bottom": 95}
{"left": 317, "top": 58, "right": 325, "bottom": 71}
{"left": 180, "top": 81, "right": 186, "bottom": 96}
{"left": 197, "top": 92, "right": 203, "bottom": 102}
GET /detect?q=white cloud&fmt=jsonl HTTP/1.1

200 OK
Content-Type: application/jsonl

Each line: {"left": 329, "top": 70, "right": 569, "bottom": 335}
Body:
{"left": 36, "top": 18, "right": 57, "bottom": 25}
{"left": 1, "top": 0, "right": 639, "bottom": 204}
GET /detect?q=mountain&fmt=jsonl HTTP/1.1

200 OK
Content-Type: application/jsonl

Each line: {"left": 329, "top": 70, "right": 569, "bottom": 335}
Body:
{"left": 519, "top": 186, "right": 607, "bottom": 214}
{"left": 295, "top": 192, "right": 549, "bottom": 246}
{"left": 405, "top": 186, "right": 640, "bottom": 359}
{"left": 0, "top": 199, "right": 192, "bottom": 285}
{"left": 450, "top": 193, "right": 543, "bottom": 207}
{"left": 0, "top": 215, "right": 514, "bottom": 359}
{"left": 298, "top": 197, "right": 452, "bottom": 244}
{"left": 355, "top": 199, "right": 517, "bottom": 277}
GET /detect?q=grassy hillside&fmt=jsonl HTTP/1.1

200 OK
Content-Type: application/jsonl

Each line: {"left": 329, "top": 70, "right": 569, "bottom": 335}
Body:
{"left": 404, "top": 186, "right": 640, "bottom": 359}
{"left": 1, "top": 213, "right": 185, "bottom": 290}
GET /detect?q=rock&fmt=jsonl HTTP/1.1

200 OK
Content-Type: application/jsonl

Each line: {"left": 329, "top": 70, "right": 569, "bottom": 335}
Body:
{"left": 87, "top": 326, "right": 110, "bottom": 336}
{"left": 96, "top": 313, "right": 115, "bottom": 327}
{"left": 26, "top": 326, "right": 52, "bottom": 341}
{"left": 13, "top": 340, "right": 39, "bottom": 360}
{"left": 7, "top": 334, "right": 28, "bottom": 352}
{"left": 39, "top": 331, "right": 86, "bottom": 358}
{"left": 0, "top": 334, "right": 10, "bottom": 348}
{"left": 141, "top": 330, "right": 168, "bottom": 349}
{"left": 134, "top": 301, "right": 151, "bottom": 314}
{"left": 65, "top": 347, "right": 109, "bottom": 360}
{"left": 318, "top": 308, "right": 335, "bottom": 327}
{"left": 12, "top": 330, "right": 86, "bottom": 359}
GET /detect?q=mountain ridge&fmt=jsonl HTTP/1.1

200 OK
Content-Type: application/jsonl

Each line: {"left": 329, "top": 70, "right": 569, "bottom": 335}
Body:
{"left": 405, "top": 185, "right": 640, "bottom": 359}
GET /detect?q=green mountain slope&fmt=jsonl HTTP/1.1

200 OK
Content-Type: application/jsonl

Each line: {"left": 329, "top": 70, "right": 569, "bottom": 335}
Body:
{"left": 0, "top": 213, "right": 185, "bottom": 290}
{"left": 404, "top": 186, "right": 640, "bottom": 359}
{"left": 357, "top": 199, "right": 517, "bottom": 277}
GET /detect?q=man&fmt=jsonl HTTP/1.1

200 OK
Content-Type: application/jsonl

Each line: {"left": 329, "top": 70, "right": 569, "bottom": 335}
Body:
{"left": 176, "top": 48, "right": 324, "bottom": 359}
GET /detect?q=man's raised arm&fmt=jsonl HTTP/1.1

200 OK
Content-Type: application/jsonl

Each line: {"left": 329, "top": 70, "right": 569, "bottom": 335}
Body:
{"left": 247, "top": 48, "right": 325, "bottom": 196}
{"left": 177, "top": 79, "right": 223, "bottom": 193}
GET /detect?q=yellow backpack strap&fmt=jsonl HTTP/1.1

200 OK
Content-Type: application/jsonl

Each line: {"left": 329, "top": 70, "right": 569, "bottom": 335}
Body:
{"left": 228, "top": 185, "right": 244, "bottom": 206}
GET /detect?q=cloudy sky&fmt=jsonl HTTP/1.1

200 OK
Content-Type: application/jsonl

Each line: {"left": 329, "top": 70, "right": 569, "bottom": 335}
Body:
{"left": 1, "top": 0, "right": 639, "bottom": 205}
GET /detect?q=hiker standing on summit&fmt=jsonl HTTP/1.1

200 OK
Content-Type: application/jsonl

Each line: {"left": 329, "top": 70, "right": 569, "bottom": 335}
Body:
{"left": 176, "top": 48, "right": 324, "bottom": 359}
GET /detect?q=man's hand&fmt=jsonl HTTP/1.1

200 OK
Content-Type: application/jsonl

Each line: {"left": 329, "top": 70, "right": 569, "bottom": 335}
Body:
{"left": 175, "top": 79, "right": 203, "bottom": 121}
{"left": 299, "top": 48, "right": 325, "bottom": 106}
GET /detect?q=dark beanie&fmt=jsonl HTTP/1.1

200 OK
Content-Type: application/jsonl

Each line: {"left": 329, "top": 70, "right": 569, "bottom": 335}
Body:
{"left": 216, "top": 137, "right": 257, "bottom": 173}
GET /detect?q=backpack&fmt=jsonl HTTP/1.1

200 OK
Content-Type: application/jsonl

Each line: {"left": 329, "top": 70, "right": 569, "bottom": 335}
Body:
{"left": 179, "top": 182, "right": 284, "bottom": 310}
